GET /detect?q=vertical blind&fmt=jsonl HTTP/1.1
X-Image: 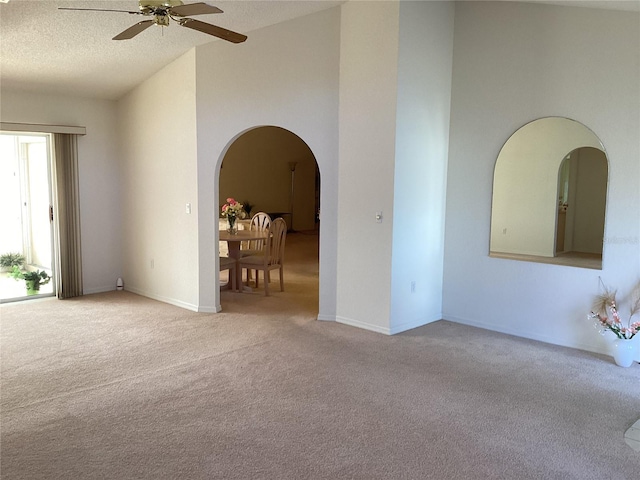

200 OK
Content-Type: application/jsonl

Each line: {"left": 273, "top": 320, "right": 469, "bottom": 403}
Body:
{"left": 53, "top": 133, "right": 83, "bottom": 299}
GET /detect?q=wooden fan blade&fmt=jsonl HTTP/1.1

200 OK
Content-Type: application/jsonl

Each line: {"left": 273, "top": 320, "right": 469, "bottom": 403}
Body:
{"left": 179, "top": 18, "right": 246, "bottom": 43}
{"left": 58, "top": 7, "right": 140, "bottom": 14}
{"left": 169, "top": 3, "right": 223, "bottom": 17}
{"left": 113, "top": 20, "right": 155, "bottom": 40}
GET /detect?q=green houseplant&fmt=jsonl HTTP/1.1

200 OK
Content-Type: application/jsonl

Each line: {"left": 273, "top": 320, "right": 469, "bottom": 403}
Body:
{"left": 242, "top": 200, "right": 254, "bottom": 217}
{"left": 11, "top": 266, "right": 51, "bottom": 295}
{"left": 0, "top": 252, "right": 25, "bottom": 272}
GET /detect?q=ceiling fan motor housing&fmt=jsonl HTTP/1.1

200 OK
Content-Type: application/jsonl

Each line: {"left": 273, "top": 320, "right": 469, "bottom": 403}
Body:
{"left": 139, "top": 0, "right": 184, "bottom": 9}
{"left": 139, "top": 0, "right": 184, "bottom": 23}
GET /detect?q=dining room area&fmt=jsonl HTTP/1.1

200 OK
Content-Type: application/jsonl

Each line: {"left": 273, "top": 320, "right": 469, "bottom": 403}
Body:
{"left": 218, "top": 226, "right": 320, "bottom": 317}
{"left": 217, "top": 125, "right": 320, "bottom": 305}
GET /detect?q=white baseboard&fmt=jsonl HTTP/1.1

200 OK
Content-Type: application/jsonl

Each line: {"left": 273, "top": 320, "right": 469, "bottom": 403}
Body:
{"left": 317, "top": 314, "right": 336, "bottom": 322}
{"left": 202, "top": 304, "right": 222, "bottom": 313}
{"left": 389, "top": 315, "right": 440, "bottom": 335}
{"left": 336, "top": 316, "right": 391, "bottom": 335}
{"left": 124, "top": 286, "right": 201, "bottom": 312}
{"left": 83, "top": 286, "right": 118, "bottom": 295}
{"left": 332, "top": 315, "right": 441, "bottom": 336}
{"left": 443, "top": 314, "right": 614, "bottom": 358}
{"left": 333, "top": 316, "right": 441, "bottom": 336}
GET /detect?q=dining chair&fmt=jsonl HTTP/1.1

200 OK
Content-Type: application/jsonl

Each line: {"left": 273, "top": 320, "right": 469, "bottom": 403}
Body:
{"left": 241, "top": 211, "right": 271, "bottom": 282}
{"left": 241, "top": 212, "right": 271, "bottom": 254}
{"left": 219, "top": 256, "right": 237, "bottom": 292}
{"left": 238, "top": 218, "right": 287, "bottom": 296}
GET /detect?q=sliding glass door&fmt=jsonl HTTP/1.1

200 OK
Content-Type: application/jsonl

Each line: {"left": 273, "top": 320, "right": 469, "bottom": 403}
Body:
{"left": 0, "top": 133, "right": 55, "bottom": 302}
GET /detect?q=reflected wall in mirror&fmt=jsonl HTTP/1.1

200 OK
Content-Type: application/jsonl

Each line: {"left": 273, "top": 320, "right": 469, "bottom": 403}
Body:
{"left": 490, "top": 117, "right": 608, "bottom": 269}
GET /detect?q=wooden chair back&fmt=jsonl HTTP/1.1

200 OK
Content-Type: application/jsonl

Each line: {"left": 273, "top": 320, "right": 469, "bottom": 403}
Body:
{"left": 248, "top": 212, "right": 271, "bottom": 250}
{"left": 265, "top": 218, "right": 287, "bottom": 267}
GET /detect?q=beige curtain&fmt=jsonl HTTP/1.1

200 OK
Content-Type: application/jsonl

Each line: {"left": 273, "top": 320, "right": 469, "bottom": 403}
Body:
{"left": 52, "top": 134, "right": 83, "bottom": 299}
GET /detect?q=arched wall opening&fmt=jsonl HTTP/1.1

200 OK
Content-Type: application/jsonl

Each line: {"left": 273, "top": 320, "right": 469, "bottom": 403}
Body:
{"left": 215, "top": 125, "right": 320, "bottom": 308}
{"left": 219, "top": 126, "right": 319, "bottom": 232}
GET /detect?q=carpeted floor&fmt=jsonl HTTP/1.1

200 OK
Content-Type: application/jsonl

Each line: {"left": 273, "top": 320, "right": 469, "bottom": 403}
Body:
{"left": 1, "top": 232, "right": 639, "bottom": 479}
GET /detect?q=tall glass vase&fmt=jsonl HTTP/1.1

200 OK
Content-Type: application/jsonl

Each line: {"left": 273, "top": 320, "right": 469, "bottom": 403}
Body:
{"left": 227, "top": 215, "right": 237, "bottom": 234}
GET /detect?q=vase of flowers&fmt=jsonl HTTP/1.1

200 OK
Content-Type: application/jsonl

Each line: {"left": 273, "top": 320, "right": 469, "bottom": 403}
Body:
{"left": 589, "top": 280, "right": 640, "bottom": 367}
{"left": 221, "top": 197, "right": 246, "bottom": 234}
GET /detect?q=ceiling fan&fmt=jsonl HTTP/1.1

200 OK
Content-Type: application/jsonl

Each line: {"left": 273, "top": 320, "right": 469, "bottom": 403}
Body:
{"left": 59, "top": 1, "right": 247, "bottom": 43}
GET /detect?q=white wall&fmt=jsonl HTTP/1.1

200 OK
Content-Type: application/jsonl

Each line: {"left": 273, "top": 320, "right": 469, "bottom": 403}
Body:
{"left": 193, "top": 8, "right": 340, "bottom": 314}
{"left": 117, "top": 51, "right": 200, "bottom": 310}
{"left": 0, "top": 90, "right": 121, "bottom": 294}
{"left": 390, "top": 0, "right": 454, "bottom": 333}
{"left": 337, "top": 1, "right": 400, "bottom": 333}
{"left": 444, "top": 2, "right": 640, "bottom": 359}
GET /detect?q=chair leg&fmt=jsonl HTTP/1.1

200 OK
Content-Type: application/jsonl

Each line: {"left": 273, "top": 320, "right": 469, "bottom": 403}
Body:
{"left": 279, "top": 266, "right": 284, "bottom": 292}
{"left": 264, "top": 269, "right": 270, "bottom": 296}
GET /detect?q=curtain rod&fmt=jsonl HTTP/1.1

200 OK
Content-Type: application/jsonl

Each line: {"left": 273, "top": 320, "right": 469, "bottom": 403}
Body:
{"left": 1, "top": 122, "right": 86, "bottom": 135}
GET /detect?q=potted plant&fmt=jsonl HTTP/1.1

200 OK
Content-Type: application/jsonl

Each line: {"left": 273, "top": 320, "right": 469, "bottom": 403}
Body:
{"left": 11, "top": 266, "right": 51, "bottom": 295}
{"left": 0, "top": 252, "right": 25, "bottom": 273}
{"left": 242, "top": 200, "right": 254, "bottom": 218}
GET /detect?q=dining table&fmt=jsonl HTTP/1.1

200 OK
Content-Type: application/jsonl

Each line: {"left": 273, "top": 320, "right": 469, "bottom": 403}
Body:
{"left": 219, "top": 229, "right": 269, "bottom": 291}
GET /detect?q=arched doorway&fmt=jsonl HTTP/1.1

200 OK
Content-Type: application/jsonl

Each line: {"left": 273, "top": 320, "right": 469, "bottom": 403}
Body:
{"left": 217, "top": 126, "right": 320, "bottom": 309}
{"left": 219, "top": 126, "right": 319, "bottom": 232}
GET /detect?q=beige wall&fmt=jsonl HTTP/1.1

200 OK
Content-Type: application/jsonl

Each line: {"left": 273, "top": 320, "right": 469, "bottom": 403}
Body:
{"left": 219, "top": 126, "right": 318, "bottom": 231}
{"left": 0, "top": 90, "right": 121, "bottom": 294}
{"left": 194, "top": 7, "right": 340, "bottom": 314}
{"left": 571, "top": 148, "right": 607, "bottom": 254}
{"left": 117, "top": 50, "right": 200, "bottom": 310}
{"left": 337, "top": 1, "right": 455, "bottom": 334}
{"left": 337, "top": 1, "right": 400, "bottom": 332}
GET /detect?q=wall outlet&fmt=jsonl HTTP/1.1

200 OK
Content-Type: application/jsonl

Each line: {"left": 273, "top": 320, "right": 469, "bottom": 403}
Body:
{"left": 502, "top": 228, "right": 507, "bottom": 234}
{"left": 186, "top": 203, "right": 192, "bottom": 214}
{"left": 411, "top": 281, "right": 416, "bottom": 293}
{"left": 150, "top": 259, "right": 155, "bottom": 269}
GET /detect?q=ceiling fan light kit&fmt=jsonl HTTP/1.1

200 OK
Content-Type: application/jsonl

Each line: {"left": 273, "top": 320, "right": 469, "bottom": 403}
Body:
{"left": 59, "top": 1, "right": 247, "bottom": 43}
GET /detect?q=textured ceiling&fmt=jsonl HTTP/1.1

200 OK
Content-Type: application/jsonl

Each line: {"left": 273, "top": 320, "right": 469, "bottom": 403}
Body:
{"left": 0, "top": 0, "right": 344, "bottom": 100}
{"left": 1, "top": 0, "right": 638, "bottom": 101}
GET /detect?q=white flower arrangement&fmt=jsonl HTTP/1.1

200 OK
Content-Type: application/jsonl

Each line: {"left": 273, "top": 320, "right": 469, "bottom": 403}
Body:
{"left": 589, "top": 280, "right": 640, "bottom": 340}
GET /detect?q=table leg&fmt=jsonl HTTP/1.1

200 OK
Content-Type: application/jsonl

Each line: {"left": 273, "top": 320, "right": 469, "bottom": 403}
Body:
{"left": 227, "top": 242, "right": 243, "bottom": 292}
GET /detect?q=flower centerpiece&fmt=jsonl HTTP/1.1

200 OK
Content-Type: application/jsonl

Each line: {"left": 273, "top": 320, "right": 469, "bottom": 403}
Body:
{"left": 221, "top": 197, "right": 246, "bottom": 234}
{"left": 589, "top": 280, "right": 640, "bottom": 367}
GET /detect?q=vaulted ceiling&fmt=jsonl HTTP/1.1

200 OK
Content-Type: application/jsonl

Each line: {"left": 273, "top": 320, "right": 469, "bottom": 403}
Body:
{"left": 1, "top": 0, "right": 637, "bottom": 101}
{"left": 0, "top": 0, "right": 344, "bottom": 100}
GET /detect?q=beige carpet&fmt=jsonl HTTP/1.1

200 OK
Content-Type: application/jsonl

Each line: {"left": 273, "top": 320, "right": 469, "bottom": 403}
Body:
{"left": 1, "top": 233, "right": 639, "bottom": 479}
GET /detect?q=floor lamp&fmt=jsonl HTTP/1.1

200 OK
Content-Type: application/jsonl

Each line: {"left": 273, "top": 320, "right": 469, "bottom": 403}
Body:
{"left": 288, "top": 161, "right": 297, "bottom": 232}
